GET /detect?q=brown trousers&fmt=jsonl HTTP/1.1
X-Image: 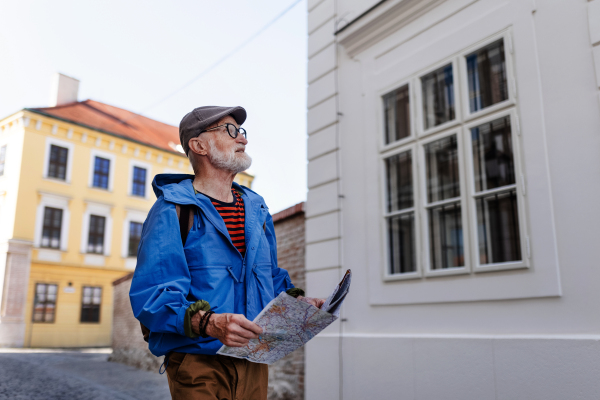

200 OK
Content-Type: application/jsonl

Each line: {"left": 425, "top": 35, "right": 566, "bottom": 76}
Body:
{"left": 166, "top": 352, "right": 268, "bottom": 400}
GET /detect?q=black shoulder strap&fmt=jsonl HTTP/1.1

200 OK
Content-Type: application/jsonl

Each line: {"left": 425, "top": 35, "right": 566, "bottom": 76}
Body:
{"left": 179, "top": 204, "right": 192, "bottom": 245}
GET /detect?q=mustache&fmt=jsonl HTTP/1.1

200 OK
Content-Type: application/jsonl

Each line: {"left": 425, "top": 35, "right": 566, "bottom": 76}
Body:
{"left": 235, "top": 144, "right": 246, "bottom": 152}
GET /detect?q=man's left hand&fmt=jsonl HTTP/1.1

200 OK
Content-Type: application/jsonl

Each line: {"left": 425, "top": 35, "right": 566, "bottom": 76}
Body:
{"left": 297, "top": 296, "right": 326, "bottom": 309}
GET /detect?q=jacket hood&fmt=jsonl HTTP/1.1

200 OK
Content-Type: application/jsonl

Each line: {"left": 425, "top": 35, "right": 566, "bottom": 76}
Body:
{"left": 151, "top": 173, "right": 266, "bottom": 207}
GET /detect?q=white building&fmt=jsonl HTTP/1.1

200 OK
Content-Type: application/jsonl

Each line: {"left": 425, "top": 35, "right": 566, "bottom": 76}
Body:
{"left": 304, "top": 0, "right": 600, "bottom": 398}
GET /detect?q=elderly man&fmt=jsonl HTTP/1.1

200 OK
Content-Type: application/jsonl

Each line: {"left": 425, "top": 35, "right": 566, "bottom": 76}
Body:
{"left": 129, "top": 106, "right": 323, "bottom": 400}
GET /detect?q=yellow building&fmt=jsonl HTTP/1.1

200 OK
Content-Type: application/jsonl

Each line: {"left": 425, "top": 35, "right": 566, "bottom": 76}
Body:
{"left": 0, "top": 74, "right": 254, "bottom": 348}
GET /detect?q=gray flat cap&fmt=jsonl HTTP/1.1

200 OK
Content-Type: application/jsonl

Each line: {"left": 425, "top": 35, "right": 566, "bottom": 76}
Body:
{"left": 179, "top": 106, "right": 247, "bottom": 155}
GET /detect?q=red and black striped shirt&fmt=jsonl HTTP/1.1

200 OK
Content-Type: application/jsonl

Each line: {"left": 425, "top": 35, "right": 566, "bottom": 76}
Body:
{"left": 209, "top": 189, "right": 246, "bottom": 256}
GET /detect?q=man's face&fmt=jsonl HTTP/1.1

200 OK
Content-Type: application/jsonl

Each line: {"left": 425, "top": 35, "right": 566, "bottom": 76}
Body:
{"left": 204, "top": 115, "right": 252, "bottom": 173}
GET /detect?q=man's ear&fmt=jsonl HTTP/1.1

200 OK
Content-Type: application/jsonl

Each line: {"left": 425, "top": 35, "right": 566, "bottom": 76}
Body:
{"left": 188, "top": 137, "right": 208, "bottom": 156}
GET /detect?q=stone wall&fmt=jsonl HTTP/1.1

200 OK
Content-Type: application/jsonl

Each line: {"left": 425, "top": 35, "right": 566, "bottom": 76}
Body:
{"left": 0, "top": 239, "right": 33, "bottom": 347}
{"left": 110, "top": 202, "right": 306, "bottom": 399}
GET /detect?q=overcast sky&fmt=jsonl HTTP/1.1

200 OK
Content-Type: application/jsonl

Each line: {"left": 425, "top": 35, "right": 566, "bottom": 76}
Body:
{"left": 0, "top": 0, "right": 308, "bottom": 213}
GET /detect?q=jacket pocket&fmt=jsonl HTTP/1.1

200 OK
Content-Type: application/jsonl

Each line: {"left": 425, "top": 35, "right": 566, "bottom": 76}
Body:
{"left": 252, "top": 263, "right": 275, "bottom": 308}
{"left": 188, "top": 265, "right": 235, "bottom": 314}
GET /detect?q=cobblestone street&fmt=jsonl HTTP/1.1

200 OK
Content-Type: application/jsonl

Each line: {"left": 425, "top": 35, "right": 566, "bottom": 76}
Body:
{"left": 0, "top": 348, "right": 170, "bottom": 400}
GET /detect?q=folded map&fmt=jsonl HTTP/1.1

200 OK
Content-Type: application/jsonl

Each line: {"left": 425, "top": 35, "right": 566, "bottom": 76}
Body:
{"left": 217, "top": 269, "right": 352, "bottom": 364}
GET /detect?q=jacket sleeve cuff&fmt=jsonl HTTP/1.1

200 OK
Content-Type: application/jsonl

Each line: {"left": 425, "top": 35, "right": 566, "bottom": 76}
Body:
{"left": 286, "top": 288, "right": 305, "bottom": 298}
{"left": 183, "top": 300, "right": 211, "bottom": 338}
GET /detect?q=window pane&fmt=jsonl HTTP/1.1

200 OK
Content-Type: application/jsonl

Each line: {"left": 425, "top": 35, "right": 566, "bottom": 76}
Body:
{"left": 383, "top": 85, "right": 410, "bottom": 144}
{"left": 471, "top": 116, "right": 515, "bottom": 192}
{"left": 388, "top": 213, "right": 416, "bottom": 274}
{"left": 467, "top": 39, "right": 508, "bottom": 113}
{"left": 0, "top": 145, "right": 6, "bottom": 176}
{"left": 128, "top": 221, "right": 143, "bottom": 257}
{"left": 132, "top": 166, "right": 147, "bottom": 196}
{"left": 424, "top": 135, "right": 460, "bottom": 203}
{"left": 385, "top": 151, "right": 413, "bottom": 212}
{"left": 87, "top": 215, "right": 105, "bottom": 254}
{"left": 33, "top": 283, "right": 57, "bottom": 323}
{"left": 421, "top": 64, "right": 455, "bottom": 129}
{"left": 81, "top": 286, "right": 101, "bottom": 322}
{"left": 428, "top": 202, "right": 464, "bottom": 269}
{"left": 476, "top": 189, "right": 521, "bottom": 264}
{"left": 48, "top": 145, "right": 68, "bottom": 180}
{"left": 93, "top": 157, "right": 110, "bottom": 189}
{"left": 42, "top": 207, "right": 62, "bottom": 249}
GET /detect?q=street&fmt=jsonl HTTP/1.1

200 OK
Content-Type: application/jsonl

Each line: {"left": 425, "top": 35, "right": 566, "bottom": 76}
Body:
{"left": 0, "top": 348, "right": 170, "bottom": 400}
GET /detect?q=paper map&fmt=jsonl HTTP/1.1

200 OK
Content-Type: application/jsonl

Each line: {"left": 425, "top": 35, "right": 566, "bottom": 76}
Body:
{"left": 217, "top": 269, "right": 352, "bottom": 364}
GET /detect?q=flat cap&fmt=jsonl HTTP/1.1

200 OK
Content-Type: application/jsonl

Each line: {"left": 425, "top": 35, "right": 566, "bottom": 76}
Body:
{"left": 179, "top": 106, "right": 247, "bottom": 155}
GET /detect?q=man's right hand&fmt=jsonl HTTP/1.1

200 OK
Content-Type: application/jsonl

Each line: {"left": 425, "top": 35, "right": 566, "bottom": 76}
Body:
{"left": 200, "top": 313, "right": 262, "bottom": 347}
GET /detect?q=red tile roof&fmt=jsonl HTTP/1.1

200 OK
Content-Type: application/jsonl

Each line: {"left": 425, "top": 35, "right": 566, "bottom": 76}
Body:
{"left": 27, "top": 100, "right": 183, "bottom": 155}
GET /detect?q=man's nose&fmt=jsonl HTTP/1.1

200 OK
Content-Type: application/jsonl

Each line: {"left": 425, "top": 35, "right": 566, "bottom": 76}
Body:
{"left": 237, "top": 135, "right": 248, "bottom": 145}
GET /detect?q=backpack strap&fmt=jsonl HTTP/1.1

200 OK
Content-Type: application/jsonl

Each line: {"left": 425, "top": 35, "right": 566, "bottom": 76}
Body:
{"left": 140, "top": 204, "right": 195, "bottom": 343}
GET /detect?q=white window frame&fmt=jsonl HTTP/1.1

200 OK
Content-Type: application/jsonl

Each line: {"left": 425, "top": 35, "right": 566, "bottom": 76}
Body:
{"left": 121, "top": 209, "right": 147, "bottom": 260}
{"left": 377, "top": 28, "right": 527, "bottom": 282}
{"left": 43, "top": 137, "right": 74, "bottom": 184}
{"left": 379, "top": 142, "right": 421, "bottom": 281}
{"left": 88, "top": 149, "right": 116, "bottom": 191}
{"left": 379, "top": 79, "right": 416, "bottom": 154}
{"left": 458, "top": 30, "right": 516, "bottom": 123}
{"left": 128, "top": 160, "right": 152, "bottom": 199}
{"left": 415, "top": 57, "right": 462, "bottom": 138}
{"left": 80, "top": 201, "right": 112, "bottom": 256}
{"left": 463, "top": 109, "right": 529, "bottom": 273}
{"left": 418, "top": 128, "right": 472, "bottom": 277}
{"left": 34, "top": 192, "right": 71, "bottom": 252}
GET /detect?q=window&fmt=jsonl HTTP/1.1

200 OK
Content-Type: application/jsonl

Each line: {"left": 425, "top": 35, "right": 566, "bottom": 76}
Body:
{"left": 41, "top": 207, "right": 63, "bottom": 249}
{"left": 466, "top": 39, "right": 508, "bottom": 113}
{"left": 128, "top": 221, "right": 143, "bottom": 257}
{"left": 381, "top": 33, "right": 524, "bottom": 278}
{"left": 0, "top": 145, "right": 6, "bottom": 176}
{"left": 421, "top": 64, "right": 455, "bottom": 130}
{"left": 385, "top": 150, "right": 416, "bottom": 274}
{"left": 87, "top": 215, "right": 106, "bottom": 254}
{"left": 93, "top": 156, "right": 110, "bottom": 189}
{"left": 33, "top": 283, "right": 57, "bottom": 323}
{"left": 47, "top": 145, "right": 69, "bottom": 180}
{"left": 424, "top": 135, "right": 464, "bottom": 270}
{"left": 383, "top": 85, "right": 410, "bottom": 144}
{"left": 80, "top": 286, "right": 102, "bottom": 323}
{"left": 132, "top": 166, "right": 147, "bottom": 197}
{"left": 470, "top": 116, "right": 521, "bottom": 264}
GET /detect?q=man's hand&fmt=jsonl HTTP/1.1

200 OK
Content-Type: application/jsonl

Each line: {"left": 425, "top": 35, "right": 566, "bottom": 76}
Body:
{"left": 297, "top": 296, "right": 326, "bottom": 309}
{"left": 192, "top": 312, "right": 263, "bottom": 347}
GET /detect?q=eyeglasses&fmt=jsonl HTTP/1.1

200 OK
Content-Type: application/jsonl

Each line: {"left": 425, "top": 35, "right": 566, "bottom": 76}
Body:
{"left": 199, "top": 123, "right": 247, "bottom": 139}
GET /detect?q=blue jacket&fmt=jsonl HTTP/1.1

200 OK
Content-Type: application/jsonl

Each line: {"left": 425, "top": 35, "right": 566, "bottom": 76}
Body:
{"left": 129, "top": 174, "right": 294, "bottom": 356}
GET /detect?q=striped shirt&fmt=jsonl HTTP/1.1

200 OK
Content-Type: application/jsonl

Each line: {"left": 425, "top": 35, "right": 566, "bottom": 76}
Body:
{"left": 208, "top": 189, "right": 246, "bottom": 257}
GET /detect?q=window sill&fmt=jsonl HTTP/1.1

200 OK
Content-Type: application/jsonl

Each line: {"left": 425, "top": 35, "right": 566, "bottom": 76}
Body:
{"left": 42, "top": 176, "right": 70, "bottom": 185}
{"left": 83, "top": 254, "right": 106, "bottom": 266}
{"left": 88, "top": 186, "right": 112, "bottom": 193}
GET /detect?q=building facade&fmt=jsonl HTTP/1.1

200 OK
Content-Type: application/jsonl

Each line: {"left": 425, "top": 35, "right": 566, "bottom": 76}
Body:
{"left": 305, "top": 1, "right": 600, "bottom": 399}
{"left": 0, "top": 76, "right": 254, "bottom": 348}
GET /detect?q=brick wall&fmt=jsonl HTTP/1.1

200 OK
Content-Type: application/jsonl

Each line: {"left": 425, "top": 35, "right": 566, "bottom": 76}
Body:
{"left": 110, "top": 202, "right": 306, "bottom": 399}
{"left": 269, "top": 204, "right": 305, "bottom": 400}
{"left": 109, "top": 273, "right": 164, "bottom": 372}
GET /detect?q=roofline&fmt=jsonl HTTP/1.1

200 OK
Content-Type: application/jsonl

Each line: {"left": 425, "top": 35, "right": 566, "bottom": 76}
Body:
{"left": 272, "top": 202, "right": 305, "bottom": 223}
{"left": 24, "top": 108, "right": 187, "bottom": 158}
{"left": 113, "top": 272, "right": 134, "bottom": 286}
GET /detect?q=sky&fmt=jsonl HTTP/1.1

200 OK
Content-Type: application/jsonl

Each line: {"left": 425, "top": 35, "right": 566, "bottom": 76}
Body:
{"left": 0, "top": 0, "right": 308, "bottom": 214}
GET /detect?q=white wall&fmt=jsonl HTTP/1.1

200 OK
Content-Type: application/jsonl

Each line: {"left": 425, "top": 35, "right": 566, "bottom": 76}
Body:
{"left": 305, "top": 0, "right": 600, "bottom": 398}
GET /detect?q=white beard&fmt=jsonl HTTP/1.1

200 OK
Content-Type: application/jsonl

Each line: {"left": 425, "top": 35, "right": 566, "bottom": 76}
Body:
{"left": 207, "top": 138, "right": 252, "bottom": 173}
